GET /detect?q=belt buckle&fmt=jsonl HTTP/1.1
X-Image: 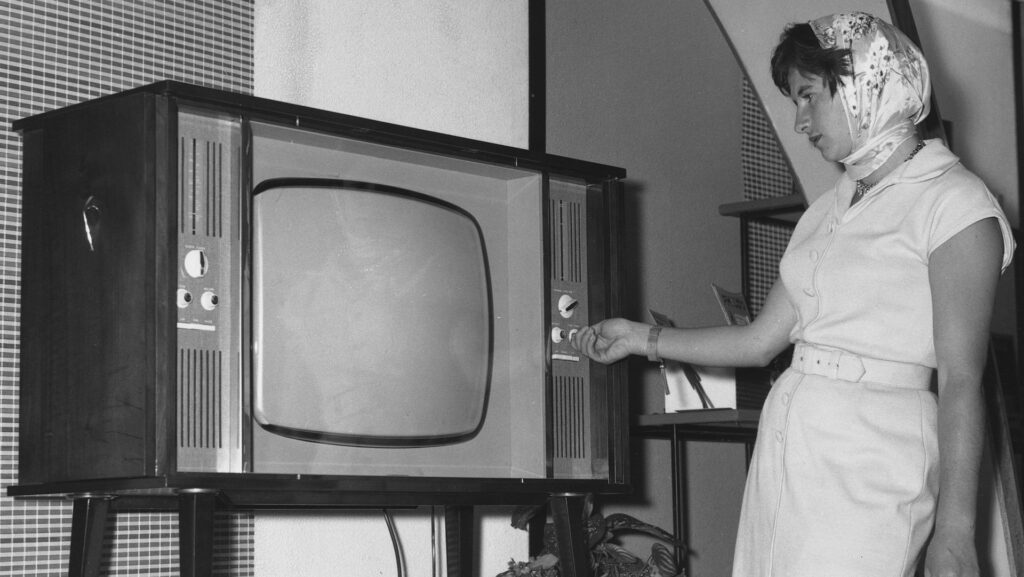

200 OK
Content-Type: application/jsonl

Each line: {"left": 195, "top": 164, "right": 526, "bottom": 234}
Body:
{"left": 836, "top": 352, "right": 866, "bottom": 382}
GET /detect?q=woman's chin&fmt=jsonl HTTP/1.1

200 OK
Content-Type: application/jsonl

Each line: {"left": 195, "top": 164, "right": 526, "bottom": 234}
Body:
{"left": 817, "top": 149, "right": 844, "bottom": 164}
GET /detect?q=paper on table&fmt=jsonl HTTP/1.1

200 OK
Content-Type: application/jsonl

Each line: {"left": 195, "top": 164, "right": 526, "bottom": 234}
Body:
{"left": 649, "top": 308, "right": 738, "bottom": 412}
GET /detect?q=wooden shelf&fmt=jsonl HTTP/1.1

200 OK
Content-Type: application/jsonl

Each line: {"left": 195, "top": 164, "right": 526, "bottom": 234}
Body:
{"left": 633, "top": 409, "right": 760, "bottom": 442}
{"left": 718, "top": 193, "right": 805, "bottom": 225}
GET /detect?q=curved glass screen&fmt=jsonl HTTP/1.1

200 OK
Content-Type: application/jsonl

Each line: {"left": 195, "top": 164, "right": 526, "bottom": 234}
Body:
{"left": 252, "top": 179, "right": 492, "bottom": 447}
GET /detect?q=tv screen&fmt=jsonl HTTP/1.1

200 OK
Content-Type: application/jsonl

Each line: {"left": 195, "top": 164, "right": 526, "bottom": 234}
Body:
{"left": 252, "top": 179, "right": 492, "bottom": 447}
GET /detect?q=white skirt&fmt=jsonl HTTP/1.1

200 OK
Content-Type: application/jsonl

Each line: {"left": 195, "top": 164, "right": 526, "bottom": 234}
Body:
{"left": 732, "top": 345, "right": 938, "bottom": 577}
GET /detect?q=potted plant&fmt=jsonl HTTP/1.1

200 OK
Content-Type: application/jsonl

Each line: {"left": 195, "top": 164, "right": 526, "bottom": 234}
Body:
{"left": 497, "top": 494, "right": 686, "bottom": 577}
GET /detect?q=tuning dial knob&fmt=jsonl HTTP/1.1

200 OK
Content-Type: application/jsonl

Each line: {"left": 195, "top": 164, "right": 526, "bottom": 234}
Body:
{"left": 183, "top": 249, "right": 209, "bottom": 278}
{"left": 557, "top": 294, "right": 579, "bottom": 318}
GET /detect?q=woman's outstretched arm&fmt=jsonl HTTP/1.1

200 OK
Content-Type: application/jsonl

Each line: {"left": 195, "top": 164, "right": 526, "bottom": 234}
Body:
{"left": 570, "top": 280, "right": 797, "bottom": 368}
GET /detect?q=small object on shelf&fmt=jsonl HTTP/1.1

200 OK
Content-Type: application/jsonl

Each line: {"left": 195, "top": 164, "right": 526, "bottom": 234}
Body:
{"left": 712, "top": 283, "right": 752, "bottom": 326}
{"left": 650, "top": 309, "right": 724, "bottom": 411}
{"left": 649, "top": 300, "right": 773, "bottom": 413}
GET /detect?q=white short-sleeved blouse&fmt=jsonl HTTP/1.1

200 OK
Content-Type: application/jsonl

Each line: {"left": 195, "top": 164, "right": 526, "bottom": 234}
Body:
{"left": 780, "top": 139, "right": 1015, "bottom": 368}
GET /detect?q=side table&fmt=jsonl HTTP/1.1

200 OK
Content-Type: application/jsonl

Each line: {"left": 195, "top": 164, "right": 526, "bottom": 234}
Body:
{"left": 632, "top": 409, "right": 760, "bottom": 571}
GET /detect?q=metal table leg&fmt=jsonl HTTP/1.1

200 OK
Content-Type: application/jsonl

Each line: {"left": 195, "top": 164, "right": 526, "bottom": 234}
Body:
{"left": 68, "top": 494, "right": 113, "bottom": 577}
{"left": 178, "top": 489, "right": 218, "bottom": 577}
{"left": 549, "top": 494, "right": 591, "bottom": 577}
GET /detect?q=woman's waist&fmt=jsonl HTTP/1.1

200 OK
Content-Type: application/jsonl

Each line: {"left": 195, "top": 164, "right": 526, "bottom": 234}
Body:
{"left": 789, "top": 342, "right": 934, "bottom": 390}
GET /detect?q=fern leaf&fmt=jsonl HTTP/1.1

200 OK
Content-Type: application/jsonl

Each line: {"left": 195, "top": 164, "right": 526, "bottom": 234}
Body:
{"left": 597, "top": 542, "right": 641, "bottom": 564}
{"left": 510, "top": 504, "right": 545, "bottom": 531}
{"left": 604, "top": 513, "right": 682, "bottom": 546}
{"left": 648, "top": 542, "right": 680, "bottom": 577}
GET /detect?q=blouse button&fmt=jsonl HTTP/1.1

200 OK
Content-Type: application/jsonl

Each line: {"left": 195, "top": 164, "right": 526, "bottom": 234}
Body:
{"left": 775, "top": 431, "right": 784, "bottom": 442}
{"left": 810, "top": 250, "right": 819, "bottom": 262}
{"left": 802, "top": 287, "right": 816, "bottom": 297}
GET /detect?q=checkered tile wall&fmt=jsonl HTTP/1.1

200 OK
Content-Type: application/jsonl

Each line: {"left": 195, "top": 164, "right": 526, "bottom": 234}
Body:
{"left": 0, "top": 1, "right": 254, "bottom": 575}
{"left": 740, "top": 78, "right": 796, "bottom": 314}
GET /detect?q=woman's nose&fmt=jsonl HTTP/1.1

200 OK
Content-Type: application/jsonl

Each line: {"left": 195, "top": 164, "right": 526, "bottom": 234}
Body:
{"left": 793, "top": 109, "right": 810, "bottom": 134}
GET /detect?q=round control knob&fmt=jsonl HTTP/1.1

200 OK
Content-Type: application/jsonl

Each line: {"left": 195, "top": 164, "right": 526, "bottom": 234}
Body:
{"left": 200, "top": 291, "right": 219, "bottom": 311}
{"left": 176, "top": 288, "right": 193, "bottom": 309}
{"left": 183, "top": 249, "right": 209, "bottom": 278}
{"left": 551, "top": 327, "right": 567, "bottom": 343}
{"left": 557, "top": 294, "right": 579, "bottom": 318}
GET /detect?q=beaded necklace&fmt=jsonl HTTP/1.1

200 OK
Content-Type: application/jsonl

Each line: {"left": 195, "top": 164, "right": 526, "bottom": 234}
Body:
{"left": 851, "top": 140, "right": 927, "bottom": 206}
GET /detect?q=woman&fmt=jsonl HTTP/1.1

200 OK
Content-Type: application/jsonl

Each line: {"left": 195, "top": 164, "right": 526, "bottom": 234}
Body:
{"left": 571, "top": 12, "right": 1015, "bottom": 577}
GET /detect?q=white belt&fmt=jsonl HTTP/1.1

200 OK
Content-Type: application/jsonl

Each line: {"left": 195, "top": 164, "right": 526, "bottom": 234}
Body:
{"left": 791, "top": 343, "right": 933, "bottom": 390}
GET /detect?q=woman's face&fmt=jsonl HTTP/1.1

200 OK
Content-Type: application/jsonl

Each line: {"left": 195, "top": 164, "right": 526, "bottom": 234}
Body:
{"left": 787, "top": 69, "right": 853, "bottom": 163}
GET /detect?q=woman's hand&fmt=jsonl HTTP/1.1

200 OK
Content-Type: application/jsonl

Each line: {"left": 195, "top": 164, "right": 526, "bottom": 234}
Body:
{"left": 923, "top": 528, "right": 979, "bottom": 577}
{"left": 570, "top": 318, "right": 648, "bottom": 365}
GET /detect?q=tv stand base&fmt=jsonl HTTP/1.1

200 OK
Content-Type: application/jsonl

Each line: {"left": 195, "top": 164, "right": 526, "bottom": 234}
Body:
{"left": 61, "top": 491, "right": 594, "bottom": 577}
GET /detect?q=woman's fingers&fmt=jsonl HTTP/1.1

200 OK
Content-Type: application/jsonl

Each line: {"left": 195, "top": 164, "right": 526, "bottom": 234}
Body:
{"left": 572, "top": 325, "right": 598, "bottom": 356}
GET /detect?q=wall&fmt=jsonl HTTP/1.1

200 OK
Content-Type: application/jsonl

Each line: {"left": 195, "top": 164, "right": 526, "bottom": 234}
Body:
{"left": 545, "top": 1, "right": 749, "bottom": 576}
{"left": 0, "top": 2, "right": 255, "bottom": 575}
{"left": 254, "top": 0, "right": 530, "bottom": 148}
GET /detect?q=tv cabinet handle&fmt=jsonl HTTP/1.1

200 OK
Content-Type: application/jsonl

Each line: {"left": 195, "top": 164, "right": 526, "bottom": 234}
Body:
{"left": 82, "top": 195, "right": 103, "bottom": 252}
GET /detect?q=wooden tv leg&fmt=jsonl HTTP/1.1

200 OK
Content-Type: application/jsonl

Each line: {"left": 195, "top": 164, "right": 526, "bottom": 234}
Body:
{"left": 444, "top": 505, "right": 474, "bottom": 577}
{"left": 68, "top": 495, "right": 113, "bottom": 577}
{"left": 178, "top": 489, "right": 218, "bottom": 577}
{"left": 549, "top": 494, "right": 591, "bottom": 577}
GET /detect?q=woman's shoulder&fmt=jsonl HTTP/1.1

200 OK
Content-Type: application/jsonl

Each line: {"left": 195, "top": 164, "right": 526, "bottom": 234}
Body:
{"left": 913, "top": 157, "right": 995, "bottom": 211}
{"left": 903, "top": 142, "right": 1016, "bottom": 269}
{"left": 886, "top": 141, "right": 992, "bottom": 210}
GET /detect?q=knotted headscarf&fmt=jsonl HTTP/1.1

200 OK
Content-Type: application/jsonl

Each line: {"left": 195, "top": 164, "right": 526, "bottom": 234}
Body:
{"left": 809, "top": 12, "right": 931, "bottom": 180}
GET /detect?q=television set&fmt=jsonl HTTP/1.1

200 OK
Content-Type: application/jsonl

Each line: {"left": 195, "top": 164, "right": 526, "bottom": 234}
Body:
{"left": 14, "top": 81, "right": 629, "bottom": 496}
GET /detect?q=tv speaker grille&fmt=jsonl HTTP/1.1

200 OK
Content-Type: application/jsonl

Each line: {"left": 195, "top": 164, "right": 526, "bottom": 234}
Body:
{"left": 179, "top": 137, "right": 226, "bottom": 238}
{"left": 550, "top": 198, "right": 583, "bottom": 284}
{"left": 552, "top": 374, "right": 587, "bottom": 460}
{"left": 178, "top": 348, "right": 223, "bottom": 449}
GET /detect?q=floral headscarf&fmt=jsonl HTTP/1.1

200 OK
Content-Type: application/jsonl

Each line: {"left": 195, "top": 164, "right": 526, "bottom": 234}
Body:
{"left": 810, "top": 12, "right": 931, "bottom": 180}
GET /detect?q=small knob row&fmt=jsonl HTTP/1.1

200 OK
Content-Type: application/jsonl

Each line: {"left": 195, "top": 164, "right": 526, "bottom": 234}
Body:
{"left": 177, "top": 288, "right": 219, "bottom": 310}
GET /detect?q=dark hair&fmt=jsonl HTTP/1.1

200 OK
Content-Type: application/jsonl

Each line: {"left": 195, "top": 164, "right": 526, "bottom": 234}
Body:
{"left": 770, "top": 23, "right": 852, "bottom": 96}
